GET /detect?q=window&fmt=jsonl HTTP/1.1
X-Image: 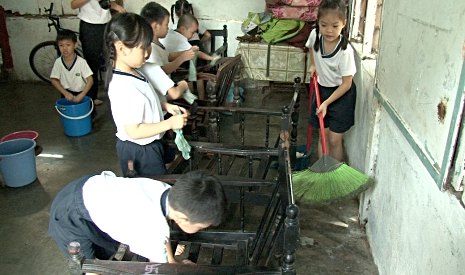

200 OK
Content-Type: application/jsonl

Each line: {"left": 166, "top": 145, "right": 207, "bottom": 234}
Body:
{"left": 347, "top": 0, "right": 382, "bottom": 58}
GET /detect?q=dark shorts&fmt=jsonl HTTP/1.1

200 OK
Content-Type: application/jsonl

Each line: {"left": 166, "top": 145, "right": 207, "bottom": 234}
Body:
{"left": 116, "top": 138, "right": 168, "bottom": 177}
{"left": 48, "top": 174, "right": 120, "bottom": 260}
{"left": 309, "top": 82, "right": 357, "bottom": 133}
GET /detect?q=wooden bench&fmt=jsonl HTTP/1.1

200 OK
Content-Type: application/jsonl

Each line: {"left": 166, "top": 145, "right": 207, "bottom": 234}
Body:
{"left": 67, "top": 80, "right": 302, "bottom": 275}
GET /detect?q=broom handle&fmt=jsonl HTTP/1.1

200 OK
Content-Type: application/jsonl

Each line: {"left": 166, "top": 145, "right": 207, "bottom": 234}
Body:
{"left": 313, "top": 73, "right": 328, "bottom": 155}
{"left": 307, "top": 77, "right": 314, "bottom": 152}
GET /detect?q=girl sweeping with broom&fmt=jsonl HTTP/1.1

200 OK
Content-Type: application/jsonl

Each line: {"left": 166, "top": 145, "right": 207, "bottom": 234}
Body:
{"left": 293, "top": 0, "right": 373, "bottom": 206}
{"left": 306, "top": 0, "right": 357, "bottom": 162}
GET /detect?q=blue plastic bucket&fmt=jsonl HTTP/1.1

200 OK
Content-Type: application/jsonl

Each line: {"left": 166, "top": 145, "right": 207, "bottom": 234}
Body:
{"left": 55, "top": 96, "right": 93, "bottom": 137}
{"left": 0, "top": 138, "right": 37, "bottom": 187}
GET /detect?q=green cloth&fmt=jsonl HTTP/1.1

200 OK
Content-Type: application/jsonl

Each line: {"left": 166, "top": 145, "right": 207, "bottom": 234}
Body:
{"left": 182, "top": 88, "right": 198, "bottom": 104}
{"left": 188, "top": 50, "right": 198, "bottom": 82}
{"left": 173, "top": 110, "right": 191, "bottom": 160}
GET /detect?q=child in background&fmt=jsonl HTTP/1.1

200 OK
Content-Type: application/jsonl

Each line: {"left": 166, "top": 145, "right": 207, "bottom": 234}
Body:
{"left": 51, "top": 29, "right": 93, "bottom": 103}
{"left": 48, "top": 170, "right": 227, "bottom": 264}
{"left": 103, "top": 12, "right": 189, "bottom": 177}
{"left": 50, "top": 29, "right": 97, "bottom": 122}
{"left": 171, "top": 0, "right": 211, "bottom": 66}
{"left": 140, "top": 2, "right": 197, "bottom": 76}
{"left": 139, "top": 2, "right": 190, "bottom": 101}
{"left": 161, "top": 13, "right": 216, "bottom": 99}
{"left": 305, "top": 0, "right": 357, "bottom": 162}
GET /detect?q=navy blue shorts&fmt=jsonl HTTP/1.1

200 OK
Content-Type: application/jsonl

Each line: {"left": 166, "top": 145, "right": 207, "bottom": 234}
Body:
{"left": 48, "top": 174, "right": 120, "bottom": 259}
{"left": 309, "top": 82, "right": 357, "bottom": 133}
{"left": 116, "top": 138, "right": 168, "bottom": 177}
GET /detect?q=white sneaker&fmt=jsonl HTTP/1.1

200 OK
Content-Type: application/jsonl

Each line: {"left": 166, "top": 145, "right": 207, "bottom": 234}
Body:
{"left": 93, "top": 99, "right": 103, "bottom": 106}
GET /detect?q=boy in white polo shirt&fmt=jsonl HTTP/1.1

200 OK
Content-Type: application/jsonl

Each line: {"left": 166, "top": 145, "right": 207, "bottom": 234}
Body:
{"left": 50, "top": 29, "right": 93, "bottom": 104}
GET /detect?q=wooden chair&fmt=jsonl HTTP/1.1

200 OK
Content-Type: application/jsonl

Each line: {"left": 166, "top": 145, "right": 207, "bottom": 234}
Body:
{"left": 67, "top": 80, "right": 302, "bottom": 275}
{"left": 174, "top": 54, "right": 243, "bottom": 142}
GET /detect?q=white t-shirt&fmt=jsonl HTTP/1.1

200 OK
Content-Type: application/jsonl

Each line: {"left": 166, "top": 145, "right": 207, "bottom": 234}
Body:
{"left": 108, "top": 70, "right": 165, "bottom": 144}
{"left": 160, "top": 30, "right": 192, "bottom": 53}
{"left": 50, "top": 54, "right": 93, "bottom": 92}
{"left": 305, "top": 29, "right": 356, "bottom": 87}
{"left": 172, "top": 16, "right": 206, "bottom": 41}
{"left": 76, "top": 0, "right": 114, "bottom": 24}
{"left": 139, "top": 43, "right": 175, "bottom": 112}
{"left": 147, "top": 42, "right": 169, "bottom": 67}
{"left": 82, "top": 171, "right": 171, "bottom": 262}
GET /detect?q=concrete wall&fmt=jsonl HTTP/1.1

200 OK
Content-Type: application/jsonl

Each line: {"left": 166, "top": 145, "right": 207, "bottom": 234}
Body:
{"left": 345, "top": 0, "right": 465, "bottom": 274}
{"left": 2, "top": 0, "right": 265, "bottom": 81}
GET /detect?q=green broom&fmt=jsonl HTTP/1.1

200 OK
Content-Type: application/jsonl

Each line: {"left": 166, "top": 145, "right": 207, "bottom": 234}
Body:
{"left": 292, "top": 74, "right": 374, "bottom": 206}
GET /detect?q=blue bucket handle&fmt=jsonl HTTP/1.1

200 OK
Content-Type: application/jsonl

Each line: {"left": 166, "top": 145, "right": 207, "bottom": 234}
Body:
{"left": 55, "top": 99, "right": 94, "bottom": 120}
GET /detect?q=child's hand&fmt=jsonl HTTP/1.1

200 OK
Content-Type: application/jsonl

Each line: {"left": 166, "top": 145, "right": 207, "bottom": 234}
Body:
{"left": 65, "top": 92, "right": 74, "bottom": 101}
{"left": 167, "top": 112, "right": 188, "bottom": 130}
{"left": 190, "top": 46, "right": 199, "bottom": 52}
{"left": 316, "top": 101, "right": 328, "bottom": 118}
{"left": 72, "top": 94, "right": 84, "bottom": 103}
{"left": 308, "top": 64, "right": 316, "bottom": 76}
{"left": 180, "top": 49, "right": 195, "bottom": 62}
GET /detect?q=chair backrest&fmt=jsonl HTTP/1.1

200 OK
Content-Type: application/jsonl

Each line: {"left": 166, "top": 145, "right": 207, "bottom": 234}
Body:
{"left": 212, "top": 54, "right": 240, "bottom": 105}
{"left": 207, "top": 25, "right": 228, "bottom": 57}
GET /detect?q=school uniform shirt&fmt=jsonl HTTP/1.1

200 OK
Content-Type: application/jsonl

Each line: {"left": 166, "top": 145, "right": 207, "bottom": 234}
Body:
{"left": 305, "top": 29, "right": 356, "bottom": 87}
{"left": 160, "top": 29, "right": 192, "bottom": 53}
{"left": 147, "top": 42, "right": 170, "bottom": 67}
{"left": 50, "top": 54, "right": 93, "bottom": 92}
{"left": 108, "top": 69, "right": 165, "bottom": 145}
{"left": 139, "top": 42, "right": 175, "bottom": 102}
{"left": 172, "top": 17, "right": 207, "bottom": 41}
{"left": 83, "top": 171, "right": 171, "bottom": 262}
{"left": 139, "top": 58, "right": 175, "bottom": 116}
{"left": 77, "top": 0, "right": 114, "bottom": 24}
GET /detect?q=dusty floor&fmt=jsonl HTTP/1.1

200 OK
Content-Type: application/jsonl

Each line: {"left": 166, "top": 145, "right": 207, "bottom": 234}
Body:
{"left": 0, "top": 80, "right": 378, "bottom": 274}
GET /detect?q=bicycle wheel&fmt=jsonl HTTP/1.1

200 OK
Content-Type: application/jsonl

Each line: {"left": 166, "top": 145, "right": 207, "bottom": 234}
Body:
{"left": 29, "top": 41, "right": 83, "bottom": 83}
{"left": 29, "top": 41, "right": 59, "bottom": 83}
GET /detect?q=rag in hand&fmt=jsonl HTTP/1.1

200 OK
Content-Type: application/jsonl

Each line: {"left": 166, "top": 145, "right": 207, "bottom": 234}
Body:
{"left": 173, "top": 110, "right": 191, "bottom": 160}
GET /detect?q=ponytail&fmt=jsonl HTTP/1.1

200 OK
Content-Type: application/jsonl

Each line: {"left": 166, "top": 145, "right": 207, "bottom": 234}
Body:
{"left": 313, "top": 25, "right": 320, "bottom": 52}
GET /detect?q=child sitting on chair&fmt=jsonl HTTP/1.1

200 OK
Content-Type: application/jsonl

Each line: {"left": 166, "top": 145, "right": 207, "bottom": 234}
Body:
{"left": 161, "top": 13, "right": 217, "bottom": 99}
{"left": 171, "top": 0, "right": 211, "bottom": 67}
{"left": 140, "top": 2, "right": 190, "bottom": 102}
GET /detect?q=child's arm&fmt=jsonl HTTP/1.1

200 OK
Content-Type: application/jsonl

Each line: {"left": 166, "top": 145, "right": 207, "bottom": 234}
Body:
{"left": 165, "top": 239, "right": 177, "bottom": 264}
{"left": 200, "top": 30, "right": 211, "bottom": 44}
{"left": 308, "top": 50, "right": 316, "bottom": 76}
{"left": 51, "top": 78, "right": 74, "bottom": 101}
{"left": 196, "top": 51, "right": 215, "bottom": 61}
{"left": 166, "top": 80, "right": 189, "bottom": 100}
{"left": 70, "top": 0, "right": 89, "bottom": 9}
{"left": 163, "top": 47, "right": 198, "bottom": 74}
{"left": 73, "top": 75, "right": 93, "bottom": 103}
{"left": 317, "top": 75, "right": 353, "bottom": 117}
{"left": 124, "top": 106, "right": 189, "bottom": 139}
{"left": 110, "top": 1, "right": 126, "bottom": 13}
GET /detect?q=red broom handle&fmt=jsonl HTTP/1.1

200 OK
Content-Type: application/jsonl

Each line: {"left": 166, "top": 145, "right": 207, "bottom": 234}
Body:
{"left": 313, "top": 73, "right": 327, "bottom": 155}
{"left": 307, "top": 77, "right": 314, "bottom": 152}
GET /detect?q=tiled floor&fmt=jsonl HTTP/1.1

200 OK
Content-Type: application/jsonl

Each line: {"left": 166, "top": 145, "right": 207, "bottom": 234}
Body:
{"left": 0, "top": 81, "right": 378, "bottom": 274}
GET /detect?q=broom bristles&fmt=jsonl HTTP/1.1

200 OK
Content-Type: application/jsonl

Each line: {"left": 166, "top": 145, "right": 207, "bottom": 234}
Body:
{"left": 292, "top": 163, "right": 374, "bottom": 206}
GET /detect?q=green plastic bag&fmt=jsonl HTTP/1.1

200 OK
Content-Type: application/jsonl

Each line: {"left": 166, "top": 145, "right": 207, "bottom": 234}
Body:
{"left": 261, "top": 19, "right": 305, "bottom": 44}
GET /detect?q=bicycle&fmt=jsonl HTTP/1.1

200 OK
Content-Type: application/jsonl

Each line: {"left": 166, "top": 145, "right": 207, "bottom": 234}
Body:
{"left": 29, "top": 3, "right": 82, "bottom": 83}
{"left": 29, "top": 3, "right": 104, "bottom": 83}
